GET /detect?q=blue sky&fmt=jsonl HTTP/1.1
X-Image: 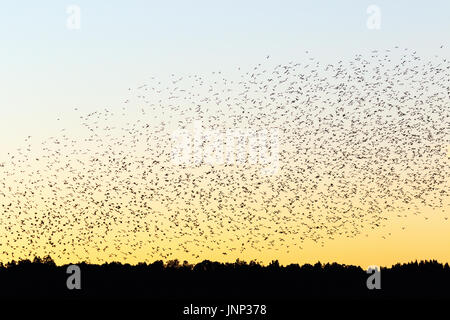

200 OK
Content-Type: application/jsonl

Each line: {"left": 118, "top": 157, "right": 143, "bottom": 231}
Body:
{"left": 1, "top": 0, "right": 449, "bottom": 154}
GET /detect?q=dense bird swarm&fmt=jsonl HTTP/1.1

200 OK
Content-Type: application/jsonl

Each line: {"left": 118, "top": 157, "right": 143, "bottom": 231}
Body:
{"left": 0, "top": 48, "right": 449, "bottom": 263}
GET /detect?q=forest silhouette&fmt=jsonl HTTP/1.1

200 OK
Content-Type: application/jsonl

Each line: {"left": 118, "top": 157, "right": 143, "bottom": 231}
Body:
{"left": 0, "top": 257, "right": 449, "bottom": 300}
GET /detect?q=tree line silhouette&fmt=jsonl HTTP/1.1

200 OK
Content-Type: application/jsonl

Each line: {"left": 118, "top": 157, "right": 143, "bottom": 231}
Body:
{"left": 0, "top": 257, "right": 449, "bottom": 300}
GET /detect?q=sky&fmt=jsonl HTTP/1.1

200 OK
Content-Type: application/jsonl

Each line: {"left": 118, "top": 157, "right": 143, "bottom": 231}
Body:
{"left": 1, "top": 0, "right": 450, "bottom": 149}
{"left": 0, "top": 1, "right": 449, "bottom": 267}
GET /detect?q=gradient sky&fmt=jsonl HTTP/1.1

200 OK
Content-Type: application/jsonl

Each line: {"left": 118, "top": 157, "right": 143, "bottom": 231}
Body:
{"left": 1, "top": 0, "right": 450, "bottom": 149}
{"left": 0, "top": 1, "right": 449, "bottom": 267}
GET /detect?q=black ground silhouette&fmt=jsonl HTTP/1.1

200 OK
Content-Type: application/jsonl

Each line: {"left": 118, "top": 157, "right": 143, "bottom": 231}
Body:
{"left": 0, "top": 257, "right": 448, "bottom": 301}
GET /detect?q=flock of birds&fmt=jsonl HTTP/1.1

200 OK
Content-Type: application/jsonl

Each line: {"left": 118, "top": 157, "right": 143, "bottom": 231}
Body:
{"left": 0, "top": 47, "right": 449, "bottom": 264}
